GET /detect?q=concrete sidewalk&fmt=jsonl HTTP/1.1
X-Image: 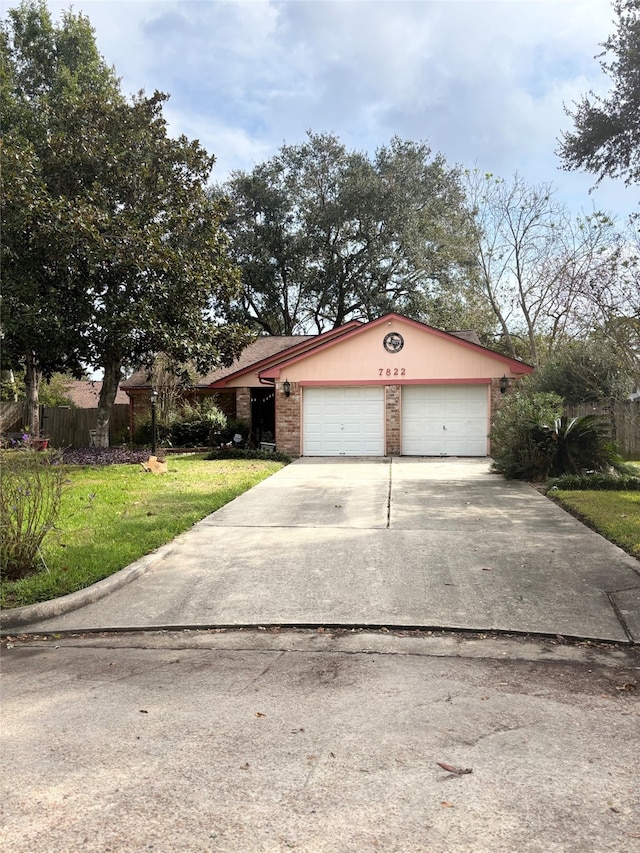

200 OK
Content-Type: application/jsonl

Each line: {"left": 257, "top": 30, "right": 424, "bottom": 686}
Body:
{"left": 4, "top": 458, "right": 640, "bottom": 641}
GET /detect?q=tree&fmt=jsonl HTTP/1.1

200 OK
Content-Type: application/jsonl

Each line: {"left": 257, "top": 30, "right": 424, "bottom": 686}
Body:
{"left": 1, "top": 0, "right": 115, "bottom": 434}
{"left": 67, "top": 90, "right": 249, "bottom": 446}
{"left": 39, "top": 373, "right": 76, "bottom": 408}
{"left": 220, "top": 132, "right": 487, "bottom": 335}
{"left": 527, "top": 335, "right": 634, "bottom": 402}
{"left": 558, "top": 0, "right": 640, "bottom": 189}
{"left": 463, "top": 171, "right": 624, "bottom": 364}
{"left": 1, "top": 2, "right": 248, "bottom": 445}
{"left": 568, "top": 216, "right": 640, "bottom": 388}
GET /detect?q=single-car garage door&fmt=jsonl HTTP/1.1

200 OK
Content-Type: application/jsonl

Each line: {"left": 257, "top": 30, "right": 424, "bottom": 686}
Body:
{"left": 402, "top": 385, "right": 488, "bottom": 456}
{"left": 303, "top": 386, "right": 384, "bottom": 456}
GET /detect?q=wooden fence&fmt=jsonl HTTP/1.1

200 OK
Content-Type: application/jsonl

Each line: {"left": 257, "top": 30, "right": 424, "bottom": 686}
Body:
{"left": 564, "top": 399, "right": 640, "bottom": 460}
{"left": 0, "top": 403, "right": 130, "bottom": 448}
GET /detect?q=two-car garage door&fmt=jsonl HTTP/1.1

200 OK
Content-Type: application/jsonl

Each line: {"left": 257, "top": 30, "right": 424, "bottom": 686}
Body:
{"left": 302, "top": 384, "right": 488, "bottom": 457}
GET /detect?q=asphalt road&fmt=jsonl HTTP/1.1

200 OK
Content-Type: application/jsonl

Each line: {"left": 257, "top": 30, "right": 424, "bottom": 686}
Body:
{"left": 1, "top": 630, "right": 639, "bottom": 853}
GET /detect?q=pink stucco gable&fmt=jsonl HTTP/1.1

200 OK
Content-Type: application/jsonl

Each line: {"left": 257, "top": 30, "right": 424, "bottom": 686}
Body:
{"left": 260, "top": 313, "right": 531, "bottom": 384}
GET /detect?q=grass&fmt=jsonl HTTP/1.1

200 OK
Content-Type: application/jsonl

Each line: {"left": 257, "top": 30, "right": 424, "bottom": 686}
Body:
{"left": 551, "top": 463, "right": 640, "bottom": 559}
{"left": 1, "top": 454, "right": 284, "bottom": 609}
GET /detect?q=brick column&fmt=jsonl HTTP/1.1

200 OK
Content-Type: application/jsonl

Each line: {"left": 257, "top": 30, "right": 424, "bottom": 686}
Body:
{"left": 275, "top": 381, "right": 301, "bottom": 456}
{"left": 490, "top": 377, "right": 504, "bottom": 417}
{"left": 385, "top": 384, "right": 401, "bottom": 456}
{"left": 235, "top": 387, "right": 251, "bottom": 427}
{"left": 489, "top": 377, "right": 511, "bottom": 455}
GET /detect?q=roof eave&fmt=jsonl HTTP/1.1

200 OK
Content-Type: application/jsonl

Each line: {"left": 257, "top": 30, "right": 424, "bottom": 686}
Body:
{"left": 260, "top": 312, "right": 535, "bottom": 378}
{"left": 209, "top": 320, "right": 362, "bottom": 388}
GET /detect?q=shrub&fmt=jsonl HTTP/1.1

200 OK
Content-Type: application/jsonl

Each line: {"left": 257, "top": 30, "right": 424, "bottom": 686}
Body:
{"left": 0, "top": 450, "right": 66, "bottom": 580}
{"left": 490, "top": 389, "right": 564, "bottom": 479}
{"left": 206, "top": 448, "right": 292, "bottom": 464}
{"left": 547, "top": 472, "right": 640, "bottom": 491}
{"left": 527, "top": 415, "right": 621, "bottom": 479}
{"left": 492, "top": 396, "right": 623, "bottom": 480}
{"left": 136, "top": 399, "right": 228, "bottom": 447}
{"left": 212, "top": 418, "right": 251, "bottom": 447}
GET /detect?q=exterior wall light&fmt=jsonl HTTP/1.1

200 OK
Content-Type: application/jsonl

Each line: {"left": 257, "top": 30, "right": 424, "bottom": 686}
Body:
{"left": 500, "top": 375, "right": 510, "bottom": 394}
{"left": 283, "top": 379, "right": 291, "bottom": 397}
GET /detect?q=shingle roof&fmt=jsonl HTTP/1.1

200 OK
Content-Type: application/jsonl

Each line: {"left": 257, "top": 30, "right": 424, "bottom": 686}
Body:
{"left": 449, "top": 330, "right": 483, "bottom": 346}
{"left": 121, "top": 336, "right": 313, "bottom": 389}
{"left": 66, "top": 381, "right": 129, "bottom": 408}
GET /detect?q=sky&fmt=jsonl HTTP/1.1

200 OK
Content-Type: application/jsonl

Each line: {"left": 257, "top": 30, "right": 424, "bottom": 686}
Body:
{"left": 40, "top": 0, "right": 637, "bottom": 222}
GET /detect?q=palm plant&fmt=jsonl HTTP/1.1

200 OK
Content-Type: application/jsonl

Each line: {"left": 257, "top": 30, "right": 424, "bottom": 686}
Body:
{"left": 529, "top": 415, "right": 620, "bottom": 478}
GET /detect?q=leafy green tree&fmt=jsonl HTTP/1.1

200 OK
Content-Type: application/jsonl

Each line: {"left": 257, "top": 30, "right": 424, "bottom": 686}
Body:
{"left": 220, "top": 132, "right": 486, "bottom": 335}
{"left": 2, "top": 1, "right": 249, "bottom": 446}
{"left": 0, "top": 369, "right": 77, "bottom": 406}
{"left": 1, "top": 1, "right": 113, "bottom": 434}
{"left": 39, "top": 373, "right": 76, "bottom": 408}
{"left": 0, "top": 370, "right": 25, "bottom": 403}
{"left": 528, "top": 336, "right": 634, "bottom": 402}
{"left": 66, "top": 90, "right": 249, "bottom": 446}
{"left": 558, "top": 0, "right": 640, "bottom": 189}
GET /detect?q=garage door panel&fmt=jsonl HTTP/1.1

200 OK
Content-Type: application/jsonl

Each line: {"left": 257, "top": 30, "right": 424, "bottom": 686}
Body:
{"left": 303, "top": 387, "right": 384, "bottom": 456}
{"left": 402, "top": 385, "right": 488, "bottom": 457}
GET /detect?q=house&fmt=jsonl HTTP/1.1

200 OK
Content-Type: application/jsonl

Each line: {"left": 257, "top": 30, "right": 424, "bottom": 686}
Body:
{"left": 121, "top": 313, "right": 533, "bottom": 457}
{"left": 65, "top": 380, "right": 129, "bottom": 408}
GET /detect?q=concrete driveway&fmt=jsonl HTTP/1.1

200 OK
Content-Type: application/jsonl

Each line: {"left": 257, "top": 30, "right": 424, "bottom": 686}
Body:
{"left": 7, "top": 458, "right": 640, "bottom": 641}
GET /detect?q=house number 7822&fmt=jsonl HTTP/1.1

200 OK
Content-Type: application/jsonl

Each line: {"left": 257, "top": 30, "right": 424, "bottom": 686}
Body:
{"left": 379, "top": 368, "right": 406, "bottom": 376}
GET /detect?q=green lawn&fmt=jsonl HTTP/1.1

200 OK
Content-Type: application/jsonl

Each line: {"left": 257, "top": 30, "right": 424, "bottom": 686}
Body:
{"left": 1, "top": 455, "right": 284, "bottom": 609}
{"left": 552, "top": 489, "right": 640, "bottom": 559}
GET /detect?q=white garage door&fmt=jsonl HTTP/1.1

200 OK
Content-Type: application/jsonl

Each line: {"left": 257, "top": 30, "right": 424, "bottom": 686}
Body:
{"left": 303, "top": 386, "right": 384, "bottom": 456}
{"left": 402, "top": 385, "right": 488, "bottom": 456}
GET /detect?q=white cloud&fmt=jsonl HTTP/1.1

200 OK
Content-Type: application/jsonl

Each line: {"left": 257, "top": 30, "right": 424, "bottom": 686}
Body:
{"left": 30, "top": 0, "right": 639, "bottom": 219}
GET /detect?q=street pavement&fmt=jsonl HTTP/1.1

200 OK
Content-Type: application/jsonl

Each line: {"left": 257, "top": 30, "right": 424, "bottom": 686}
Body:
{"left": 1, "top": 630, "right": 639, "bottom": 853}
{"left": 2, "top": 458, "right": 639, "bottom": 852}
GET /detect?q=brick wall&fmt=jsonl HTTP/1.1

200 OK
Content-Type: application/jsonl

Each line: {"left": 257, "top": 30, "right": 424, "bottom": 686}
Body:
{"left": 385, "top": 384, "right": 401, "bottom": 456}
{"left": 215, "top": 391, "right": 237, "bottom": 419}
{"left": 235, "top": 387, "right": 251, "bottom": 427}
{"left": 490, "top": 377, "right": 505, "bottom": 417}
{"left": 275, "top": 381, "right": 301, "bottom": 456}
{"left": 489, "top": 377, "right": 511, "bottom": 455}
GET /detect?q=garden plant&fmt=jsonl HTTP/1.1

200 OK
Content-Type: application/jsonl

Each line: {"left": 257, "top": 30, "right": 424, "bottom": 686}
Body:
{"left": 0, "top": 450, "right": 66, "bottom": 580}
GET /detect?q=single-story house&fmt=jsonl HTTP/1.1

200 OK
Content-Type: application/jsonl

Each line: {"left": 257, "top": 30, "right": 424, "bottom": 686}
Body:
{"left": 65, "top": 380, "right": 129, "bottom": 408}
{"left": 122, "top": 312, "right": 533, "bottom": 457}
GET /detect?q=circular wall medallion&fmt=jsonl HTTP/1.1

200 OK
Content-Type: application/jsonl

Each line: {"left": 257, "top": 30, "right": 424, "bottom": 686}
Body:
{"left": 383, "top": 332, "right": 404, "bottom": 353}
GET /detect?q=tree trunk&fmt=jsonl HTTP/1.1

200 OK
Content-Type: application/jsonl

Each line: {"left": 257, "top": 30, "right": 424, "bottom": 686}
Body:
{"left": 8, "top": 370, "right": 20, "bottom": 402}
{"left": 95, "top": 358, "right": 122, "bottom": 448}
{"left": 25, "top": 351, "right": 41, "bottom": 436}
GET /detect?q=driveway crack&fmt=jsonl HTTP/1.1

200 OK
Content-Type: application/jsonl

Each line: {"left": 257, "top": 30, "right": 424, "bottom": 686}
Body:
{"left": 606, "top": 591, "right": 635, "bottom": 644}
{"left": 235, "top": 649, "right": 286, "bottom": 694}
{"left": 387, "top": 459, "right": 392, "bottom": 528}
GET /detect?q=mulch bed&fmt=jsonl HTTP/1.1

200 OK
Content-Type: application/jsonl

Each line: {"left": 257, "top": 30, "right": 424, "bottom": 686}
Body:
{"left": 61, "top": 447, "right": 154, "bottom": 466}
